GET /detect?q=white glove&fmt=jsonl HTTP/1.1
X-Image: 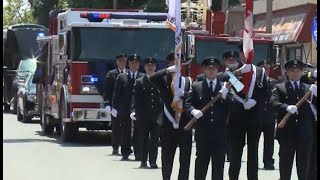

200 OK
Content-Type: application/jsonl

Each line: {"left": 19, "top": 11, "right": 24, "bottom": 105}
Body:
{"left": 111, "top": 108, "right": 118, "bottom": 117}
{"left": 243, "top": 99, "right": 257, "bottom": 110}
{"left": 191, "top": 109, "right": 203, "bottom": 119}
{"left": 286, "top": 105, "right": 298, "bottom": 114}
{"left": 239, "top": 64, "right": 252, "bottom": 74}
{"left": 130, "top": 112, "right": 136, "bottom": 121}
{"left": 175, "top": 89, "right": 185, "bottom": 97}
{"left": 105, "top": 106, "right": 111, "bottom": 114}
{"left": 309, "top": 84, "right": 317, "bottom": 97}
{"left": 219, "top": 86, "right": 228, "bottom": 99}
{"left": 167, "top": 65, "right": 181, "bottom": 73}
{"left": 313, "top": 69, "right": 317, "bottom": 78}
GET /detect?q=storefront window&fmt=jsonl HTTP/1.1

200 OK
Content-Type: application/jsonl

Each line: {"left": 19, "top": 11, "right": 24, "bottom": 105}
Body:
{"left": 286, "top": 46, "right": 302, "bottom": 61}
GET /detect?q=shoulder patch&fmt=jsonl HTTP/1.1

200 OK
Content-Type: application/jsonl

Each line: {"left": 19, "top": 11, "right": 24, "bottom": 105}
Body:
{"left": 106, "top": 73, "right": 111, "bottom": 78}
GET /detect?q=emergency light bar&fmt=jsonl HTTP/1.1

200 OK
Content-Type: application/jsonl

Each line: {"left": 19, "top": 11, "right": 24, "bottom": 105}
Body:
{"left": 80, "top": 12, "right": 167, "bottom": 22}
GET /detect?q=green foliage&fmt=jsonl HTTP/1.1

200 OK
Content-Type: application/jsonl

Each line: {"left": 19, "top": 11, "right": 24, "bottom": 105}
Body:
{"left": 28, "top": 0, "right": 59, "bottom": 27}
{"left": 3, "top": 0, "right": 36, "bottom": 29}
{"left": 210, "top": 0, "right": 241, "bottom": 11}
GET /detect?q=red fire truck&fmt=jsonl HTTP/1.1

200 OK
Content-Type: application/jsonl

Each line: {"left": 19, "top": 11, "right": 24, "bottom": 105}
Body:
{"left": 36, "top": 9, "right": 176, "bottom": 142}
{"left": 183, "top": 10, "right": 278, "bottom": 80}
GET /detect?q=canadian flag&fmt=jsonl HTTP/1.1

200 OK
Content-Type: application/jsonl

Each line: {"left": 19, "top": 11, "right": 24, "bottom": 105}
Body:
{"left": 241, "top": 0, "right": 254, "bottom": 95}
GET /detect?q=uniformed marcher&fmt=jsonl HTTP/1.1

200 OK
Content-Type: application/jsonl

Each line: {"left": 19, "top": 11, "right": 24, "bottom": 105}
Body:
{"left": 149, "top": 52, "right": 193, "bottom": 180}
{"left": 270, "top": 59, "right": 316, "bottom": 180}
{"left": 104, "top": 54, "right": 128, "bottom": 155}
{"left": 224, "top": 51, "right": 269, "bottom": 180}
{"left": 133, "top": 57, "right": 162, "bottom": 168}
{"left": 112, "top": 54, "right": 144, "bottom": 161}
{"left": 301, "top": 68, "right": 317, "bottom": 180}
{"left": 257, "top": 60, "right": 278, "bottom": 170}
{"left": 219, "top": 50, "right": 241, "bottom": 162}
{"left": 186, "top": 57, "right": 229, "bottom": 180}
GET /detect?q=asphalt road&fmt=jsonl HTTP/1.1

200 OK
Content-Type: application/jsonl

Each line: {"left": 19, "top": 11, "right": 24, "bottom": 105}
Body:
{"left": 3, "top": 111, "right": 298, "bottom": 180}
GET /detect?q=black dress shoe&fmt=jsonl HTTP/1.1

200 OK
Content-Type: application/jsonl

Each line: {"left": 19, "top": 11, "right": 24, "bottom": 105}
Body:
{"left": 264, "top": 164, "right": 275, "bottom": 170}
{"left": 140, "top": 162, "right": 147, "bottom": 168}
{"left": 150, "top": 164, "right": 158, "bottom": 169}
{"left": 121, "top": 156, "right": 130, "bottom": 161}
{"left": 112, "top": 150, "right": 119, "bottom": 155}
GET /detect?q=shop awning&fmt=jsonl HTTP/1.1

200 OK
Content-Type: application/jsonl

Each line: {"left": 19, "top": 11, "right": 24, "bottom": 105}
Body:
{"left": 253, "top": 3, "right": 316, "bottom": 44}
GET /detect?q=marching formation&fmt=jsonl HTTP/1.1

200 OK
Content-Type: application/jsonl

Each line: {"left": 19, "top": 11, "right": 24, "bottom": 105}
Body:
{"left": 102, "top": 49, "right": 317, "bottom": 180}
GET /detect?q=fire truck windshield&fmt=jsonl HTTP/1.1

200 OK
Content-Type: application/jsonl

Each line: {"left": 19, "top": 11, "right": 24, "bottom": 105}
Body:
{"left": 72, "top": 27, "right": 175, "bottom": 62}
{"left": 195, "top": 40, "right": 272, "bottom": 65}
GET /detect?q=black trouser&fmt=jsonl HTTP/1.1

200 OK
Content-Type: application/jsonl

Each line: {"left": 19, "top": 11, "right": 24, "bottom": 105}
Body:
{"left": 161, "top": 127, "right": 192, "bottom": 180}
{"left": 278, "top": 135, "right": 313, "bottom": 180}
{"left": 120, "top": 118, "right": 132, "bottom": 157}
{"left": 140, "top": 122, "right": 160, "bottom": 165}
{"left": 259, "top": 109, "right": 275, "bottom": 166}
{"left": 308, "top": 122, "right": 317, "bottom": 180}
{"left": 195, "top": 139, "right": 225, "bottom": 180}
{"left": 228, "top": 107, "right": 261, "bottom": 180}
{"left": 132, "top": 120, "right": 140, "bottom": 159}
{"left": 112, "top": 116, "right": 121, "bottom": 151}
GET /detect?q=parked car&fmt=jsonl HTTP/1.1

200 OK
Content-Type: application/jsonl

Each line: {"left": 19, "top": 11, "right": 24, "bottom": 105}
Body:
{"left": 17, "top": 74, "right": 38, "bottom": 123}
{"left": 11, "top": 58, "right": 37, "bottom": 114}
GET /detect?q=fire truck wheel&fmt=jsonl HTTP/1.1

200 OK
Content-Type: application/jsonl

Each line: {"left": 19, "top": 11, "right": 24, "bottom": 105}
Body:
{"left": 12, "top": 95, "right": 18, "bottom": 114}
{"left": 22, "top": 100, "right": 32, "bottom": 123}
{"left": 60, "top": 122, "right": 78, "bottom": 142}
{"left": 17, "top": 104, "right": 23, "bottom": 121}
{"left": 41, "top": 114, "right": 54, "bottom": 135}
{"left": 4, "top": 104, "right": 11, "bottom": 112}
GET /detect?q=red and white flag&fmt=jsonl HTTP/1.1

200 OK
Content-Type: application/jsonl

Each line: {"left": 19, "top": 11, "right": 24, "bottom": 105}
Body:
{"left": 242, "top": 0, "right": 254, "bottom": 95}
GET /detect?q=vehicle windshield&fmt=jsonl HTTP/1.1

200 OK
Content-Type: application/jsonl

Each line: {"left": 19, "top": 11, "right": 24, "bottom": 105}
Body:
{"left": 18, "top": 59, "right": 37, "bottom": 73}
{"left": 195, "top": 40, "right": 272, "bottom": 65}
{"left": 10, "top": 28, "right": 47, "bottom": 59}
{"left": 72, "top": 27, "right": 175, "bottom": 62}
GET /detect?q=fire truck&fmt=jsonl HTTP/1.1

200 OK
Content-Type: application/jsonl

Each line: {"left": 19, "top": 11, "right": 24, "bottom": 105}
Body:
{"left": 183, "top": 10, "right": 278, "bottom": 79}
{"left": 36, "top": 9, "right": 176, "bottom": 142}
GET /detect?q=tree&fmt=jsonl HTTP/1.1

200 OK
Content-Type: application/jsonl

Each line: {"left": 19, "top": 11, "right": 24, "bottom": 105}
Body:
{"left": 3, "top": 0, "right": 36, "bottom": 28}
{"left": 28, "top": 0, "right": 60, "bottom": 27}
{"left": 210, "top": 0, "right": 241, "bottom": 11}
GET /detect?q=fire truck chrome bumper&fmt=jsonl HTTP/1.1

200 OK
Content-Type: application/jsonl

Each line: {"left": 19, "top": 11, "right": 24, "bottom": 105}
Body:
{"left": 71, "top": 108, "right": 111, "bottom": 122}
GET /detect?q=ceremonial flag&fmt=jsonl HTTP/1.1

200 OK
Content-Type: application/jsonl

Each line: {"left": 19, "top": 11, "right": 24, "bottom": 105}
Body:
{"left": 166, "top": 0, "right": 183, "bottom": 128}
{"left": 242, "top": 0, "right": 254, "bottom": 95}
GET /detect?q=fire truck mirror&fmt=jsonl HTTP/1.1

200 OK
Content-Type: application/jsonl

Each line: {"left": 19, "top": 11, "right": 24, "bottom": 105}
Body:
{"left": 187, "top": 34, "right": 195, "bottom": 59}
{"left": 273, "top": 45, "right": 280, "bottom": 65}
{"left": 59, "top": 32, "right": 67, "bottom": 55}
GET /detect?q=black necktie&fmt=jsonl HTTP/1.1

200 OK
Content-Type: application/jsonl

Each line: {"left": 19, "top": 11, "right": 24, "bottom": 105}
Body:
{"left": 120, "top": 70, "right": 123, "bottom": 73}
{"left": 132, "top": 73, "right": 135, "bottom": 81}
{"left": 294, "top": 81, "right": 299, "bottom": 92}
{"left": 209, "top": 81, "right": 213, "bottom": 92}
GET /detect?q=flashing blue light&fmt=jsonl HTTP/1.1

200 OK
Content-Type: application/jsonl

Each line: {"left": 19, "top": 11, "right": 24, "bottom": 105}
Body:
{"left": 37, "top": 32, "right": 45, "bottom": 37}
{"left": 90, "top": 77, "right": 98, "bottom": 82}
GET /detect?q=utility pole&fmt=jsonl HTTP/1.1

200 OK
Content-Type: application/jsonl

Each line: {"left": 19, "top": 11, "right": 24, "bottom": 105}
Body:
{"left": 186, "top": 0, "right": 191, "bottom": 25}
{"left": 266, "top": 0, "right": 273, "bottom": 33}
{"left": 222, "top": 0, "right": 229, "bottom": 34}
{"left": 113, "top": 0, "right": 118, "bottom": 9}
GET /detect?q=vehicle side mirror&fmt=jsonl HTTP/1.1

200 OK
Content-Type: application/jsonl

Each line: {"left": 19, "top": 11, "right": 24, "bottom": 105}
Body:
{"left": 59, "top": 32, "right": 67, "bottom": 56}
{"left": 186, "top": 34, "right": 195, "bottom": 59}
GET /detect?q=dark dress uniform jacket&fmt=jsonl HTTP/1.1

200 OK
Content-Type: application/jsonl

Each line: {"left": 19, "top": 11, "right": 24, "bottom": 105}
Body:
{"left": 149, "top": 69, "right": 192, "bottom": 129}
{"left": 112, "top": 72, "right": 144, "bottom": 121}
{"left": 104, "top": 69, "right": 127, "bottom": 106}
{"left": 270, "top": 81, "right": 314, "bottom": 141}
{"left": 134, "top": 75, "right": 162, "bottom": 125}
{"left": 187, "top": 80, "right": 230, "bottom": 142}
